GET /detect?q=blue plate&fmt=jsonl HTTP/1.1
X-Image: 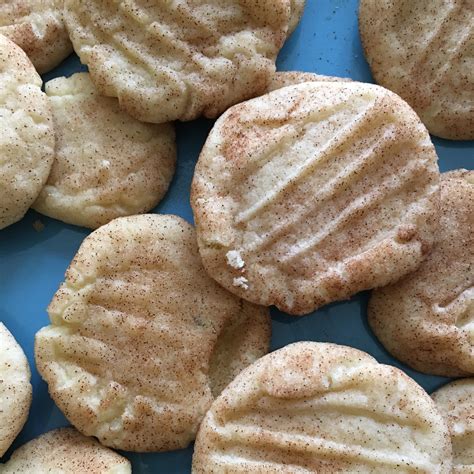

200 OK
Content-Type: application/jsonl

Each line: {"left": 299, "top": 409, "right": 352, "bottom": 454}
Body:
{"left": 1, "top": 1, "right": 472, "bottom": 472}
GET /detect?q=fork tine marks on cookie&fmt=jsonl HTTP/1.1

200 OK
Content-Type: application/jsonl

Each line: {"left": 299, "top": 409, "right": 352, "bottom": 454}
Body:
{"left": 236, "top": 100, "right": 378, "bottom": 224}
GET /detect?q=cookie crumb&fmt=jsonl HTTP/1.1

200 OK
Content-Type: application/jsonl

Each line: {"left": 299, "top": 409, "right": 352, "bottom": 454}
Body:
{"left": 233, "top": 276, "right": 249, "bottom": 290}
{"left": 33, "top": 220, "right": 45, "bottom": 232}
{"left": 226, "top": 250, "right": 245, "bottom": 269}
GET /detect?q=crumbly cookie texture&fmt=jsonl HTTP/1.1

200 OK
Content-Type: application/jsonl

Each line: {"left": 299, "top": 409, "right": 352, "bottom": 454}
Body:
{"left": 0, "top": 323, "right": 32, "bottom": 457}
{"left": 369, "top": 170, "right": 473, "bottom": 377}
{"left": 192, "top": 81, "right": 440, "bottom": 315}
{"left": 0, "top": 34, "right": 55, "bottom": 230}
{"left": 33, "top": 73, "right": 176, "bottom": 229}
{"left": 359, "top": 0, "right": 474, "bottom": 140}
{"left": 432, "top": 379, "right": 474, "bottom": 473}
{"left": 64, "top": 0, "right": 291, "bottom": 124}
{"left": 193, "top": 342, "right": 452, "bottom": 473}
{"left": 0, "top": 0, "right": 72, "bottom": 73}
{"left": 35, "top": 214, "right": 270, "bottom": 452}
{"left": 0, "top": 428, "right": 131, "bottom": 473}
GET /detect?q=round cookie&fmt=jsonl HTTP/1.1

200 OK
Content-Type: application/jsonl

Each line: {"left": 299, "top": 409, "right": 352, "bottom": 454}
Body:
{"left": 0, "top": 1, "right": 72, "bottom": 74}
{"left": 359, "top": 0, "right": 474, "bottom": 140}
{"left": 33, "top": 73, "right": 176, "bottom": 229}
{"left": 35, "top": 214, "right": 271, "bottom": 452}
{"left": 193, "top": 342, "right": 452, "bottom": 472}
{"left": 0, "top": 428, "right": 131, "bottom": 473}
{"left": 267, "top": 71, "right": 351, "bottom": 92}
{"left": 191, "top": 81, "right": 440, "bottom": 315}
{"left": 432, "top": 379, "right": 474, "bottom": 473}
{"left": 0, "top": 34, "right": 55, "bottom": 230}
{"left": 369, "top": 170, "right": 473, "bottom": 377}
{"left": 64, "top": 0, "right": 292, "bottom": 124}
{"left": 0, "top": 323, "right": 32, "bottom": 457}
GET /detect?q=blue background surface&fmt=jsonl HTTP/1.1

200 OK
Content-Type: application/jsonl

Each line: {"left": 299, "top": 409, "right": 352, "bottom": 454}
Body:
{"left": 0, "top": 0, "right": 472, "bottom": 472}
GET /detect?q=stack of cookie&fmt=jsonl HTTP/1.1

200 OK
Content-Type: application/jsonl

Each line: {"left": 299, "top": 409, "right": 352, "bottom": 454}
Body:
{"left": 0, "top": 0, "right": 472, "bottom": 472}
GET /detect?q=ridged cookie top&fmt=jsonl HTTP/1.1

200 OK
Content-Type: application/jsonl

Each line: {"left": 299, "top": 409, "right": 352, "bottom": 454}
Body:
{"left": 192, "top": 342, "right": 452, "bottom": 473}
{"left": 33, "top": 73, "right": 176, "bottom": 229}
{"left": 432, "top": 379, "right": 474, "bottom": 473}
{"left": 359, "top": 0, "right": 474, "bottom": 140}
{"left": 0, "top": 323, "right": 32, "bottom": 457}
{"left": 64, "top": 0, "right": 291, "bottom": 124}
{"left": 0, "top": 34, "right": 55, "bottom": 230}
{"left": 0, "top": 0, "right": 72, "bottom": 73}
{"left": 369, "top": 170, "right": 473, "bottom": 377}
{"left": 35, "top": 214, "right": 270, "bottom": 452}
{"left": 0, "top": 428, "right": 131, "bottom": 473}
{"left": 192, "top": 81, "right": 440, "bottom": 315}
